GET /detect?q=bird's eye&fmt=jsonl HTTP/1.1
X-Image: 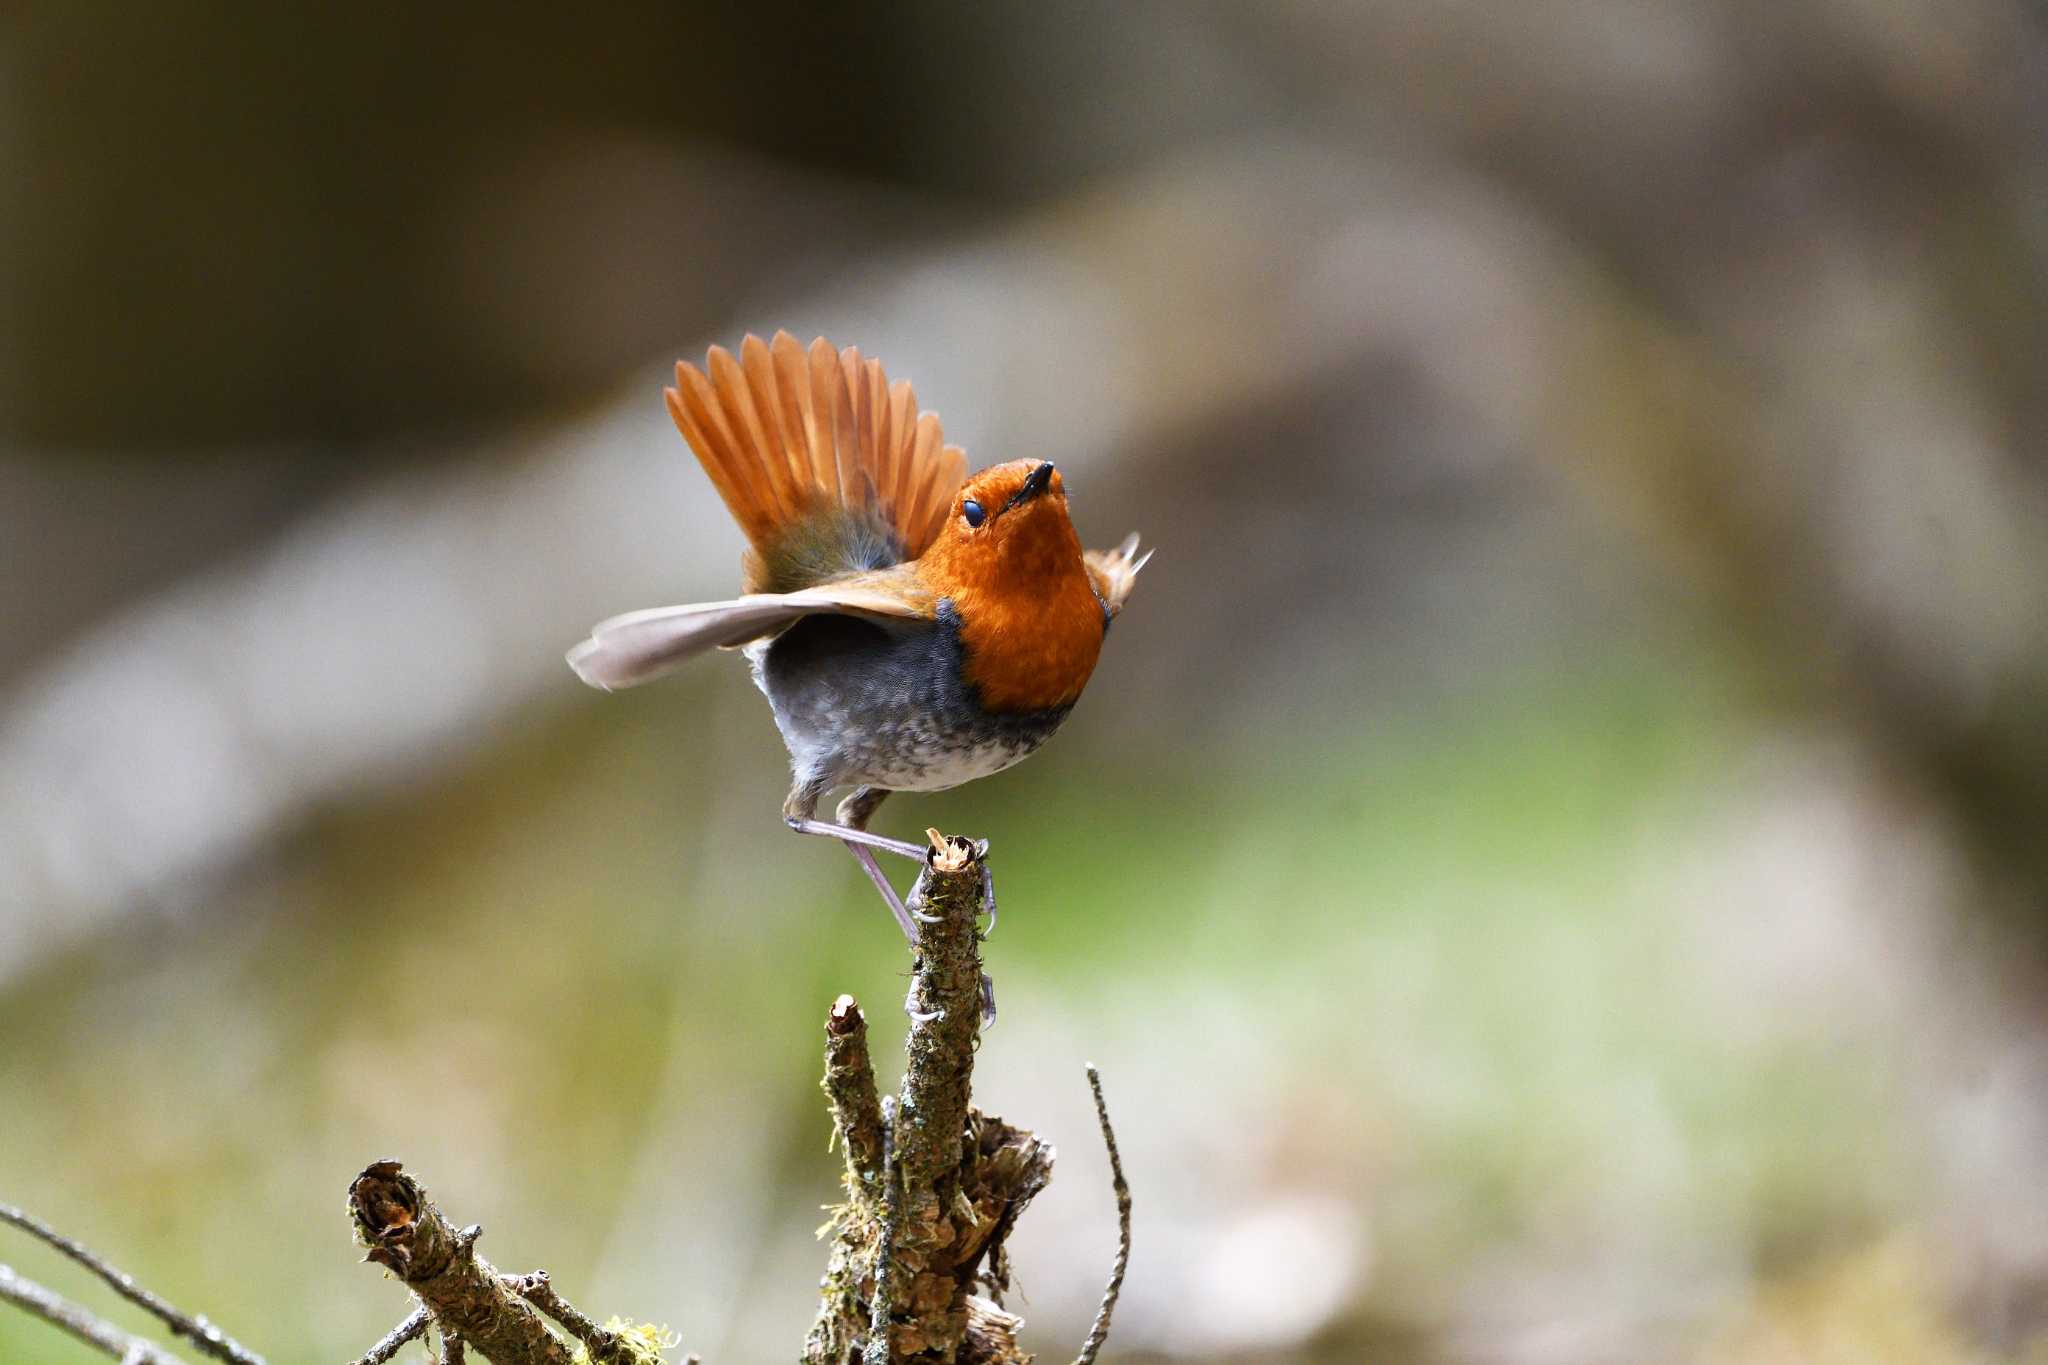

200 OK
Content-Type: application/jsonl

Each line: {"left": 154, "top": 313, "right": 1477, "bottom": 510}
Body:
{"left": 961, "top": 499, "right": 986, "bottom": 528}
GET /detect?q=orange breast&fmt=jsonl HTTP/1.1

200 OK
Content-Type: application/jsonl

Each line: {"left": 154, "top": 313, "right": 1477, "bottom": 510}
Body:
{"left": 947, "top": 571, "right": 1105, "bottom": 713}
{"left": 917, "top": 538, "right": 1105, "bottom": 714}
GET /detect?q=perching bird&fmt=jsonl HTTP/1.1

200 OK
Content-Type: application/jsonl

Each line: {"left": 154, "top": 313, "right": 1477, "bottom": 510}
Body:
{"left": 567, "top": 332, "right": 1148, "bottom": 941}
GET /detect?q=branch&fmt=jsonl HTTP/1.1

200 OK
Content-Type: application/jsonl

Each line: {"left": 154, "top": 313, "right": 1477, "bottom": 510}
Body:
{"left": 895, "top": 832, "right": 987, "bottom": 1195}
{"left": 806, "top": 831, "right": 1066, "bottom": 1365}
{"left": 346, "top": 1305, "right": 429, "bottom": 1365}
{"left": 0, "top": 1202, "right": 264, "bottom": 1365}
{"left": 507, "top": 1270, "right": 692, "bottom": 1365}
{"left": 823, "top": 994, "right": 885, "bottom": 1190}
{"left": 1070, "top": 1066, "right": 1132, "bottom": 1365}
{"left": 0, "top": 1262, "right": 186, "bottom": 1364}
{"left": 863, "top": 1099, "right": 902, "bottom": 1365}
{"left": 347, "top": 1162, "right": 572, "bottom": 1365}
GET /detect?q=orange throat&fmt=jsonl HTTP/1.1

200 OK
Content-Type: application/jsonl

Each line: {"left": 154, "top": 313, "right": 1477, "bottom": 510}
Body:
{"left": 919, "top": 542, "right": 1104, "bottom": 715}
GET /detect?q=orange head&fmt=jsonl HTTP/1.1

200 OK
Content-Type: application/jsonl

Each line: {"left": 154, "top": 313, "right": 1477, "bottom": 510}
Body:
{"left": 914, "top": 459, "right": 1106, "bottom": 714}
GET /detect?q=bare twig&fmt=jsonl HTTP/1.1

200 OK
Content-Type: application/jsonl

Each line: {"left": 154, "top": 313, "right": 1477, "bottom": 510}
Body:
{"left": 347, "top": 1304, "right": 429, "bottom": 1365}
{"left": 347, "top": 1162, "right": 572, "bottom": 1365}
{"left": 0, "top": 1202, "right": 264, "bottom": 1365}
{"left": 1071, "top": 1065, "right": 1132, "bottom": 1365}
{"left": 507, "top": 1270, "right": 667, "bottom": 1365}
{"left": 0, "top": 1262, "right": 186, "bottom": 1364}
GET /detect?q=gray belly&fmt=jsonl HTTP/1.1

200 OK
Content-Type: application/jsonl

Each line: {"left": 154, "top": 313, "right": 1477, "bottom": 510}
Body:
{"left": 753, "top": 609, "right": 1070, "bottom": 794}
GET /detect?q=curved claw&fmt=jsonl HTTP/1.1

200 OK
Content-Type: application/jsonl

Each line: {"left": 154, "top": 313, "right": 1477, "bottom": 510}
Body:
{"left": 905, "top": 979, "right": 944, "bottom": 1024}
{"left": 978, "top": 972, "right": 998, "bottom": 1029}
{"left": 977, "top": 864, "right": 998, "bottom": 939}
{"left": 906, "top": 869, "right": 944, "bottom": 924}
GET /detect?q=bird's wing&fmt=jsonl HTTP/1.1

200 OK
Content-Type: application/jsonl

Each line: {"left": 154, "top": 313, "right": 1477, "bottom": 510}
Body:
{"left": 666, "top": 332, "right": 969, "bottom": 590}
{"left": 1084, "top": 532, "right": 1152, "bottom": 620}
{"left": 566, "top": 569, "right": 937, "bottom": 692}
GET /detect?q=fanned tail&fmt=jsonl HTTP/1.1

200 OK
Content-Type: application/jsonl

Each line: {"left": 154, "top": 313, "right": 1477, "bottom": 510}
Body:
{"left": 665, "top": 332, "right": 967, "bottom": 592}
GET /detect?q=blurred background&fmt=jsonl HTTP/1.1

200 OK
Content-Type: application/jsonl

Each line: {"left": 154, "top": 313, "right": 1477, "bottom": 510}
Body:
{"left": 3, "top": 3, "right": 2047, "bottom": 1361}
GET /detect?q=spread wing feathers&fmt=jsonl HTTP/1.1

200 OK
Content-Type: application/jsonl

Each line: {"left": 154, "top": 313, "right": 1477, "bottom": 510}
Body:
{"left": 567, "top": 574, "right": 938, "bottom": 692}
{"left": 665, "top": 332, "right": 969, "bottom": 581}
{"left": 1085, "top": 532, "right": 1152, "bottom": 619}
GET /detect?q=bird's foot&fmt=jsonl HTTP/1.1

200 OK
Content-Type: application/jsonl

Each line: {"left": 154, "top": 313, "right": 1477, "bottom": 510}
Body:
{"left": 904, "top": 864, "right": 941, "bottom": 924}
{"left": 905, "top": 979, "right": 943, "bottom": 1024}
{"left": 977, "top": 856, "right": 997, "bottom": 939}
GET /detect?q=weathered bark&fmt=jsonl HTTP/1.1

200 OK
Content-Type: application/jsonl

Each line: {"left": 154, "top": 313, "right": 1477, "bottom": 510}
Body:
{"left": 804, "top": 834, "right": 1057, "bottom": 1365}
{"left": 825, "top": 994, "right": 887, "bottom": 1190}
{"left": 347, "top": 1162, "right": 573, "bottom": 1365}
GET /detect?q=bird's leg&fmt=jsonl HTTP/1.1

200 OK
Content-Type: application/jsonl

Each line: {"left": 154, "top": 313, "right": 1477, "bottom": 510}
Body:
{"left": 787, "top": 819, "right": 928, "bottom": 861}
{"left": 835, "top": 784, "right": 891, "bottom": 830}
{"left": 838, "top": 787, "right": 938, "bottom": 934}
{"left": 847, "top": 841, "right": 921, "bottom": 944}
{"left": 783, "top": 784, "right": 927, "bottom": 945}
{"left": 782, "top": 784, "right": 997, "bottom": 1017}
{"left": 784, "top": 782, "right": 922, "bottom": 859}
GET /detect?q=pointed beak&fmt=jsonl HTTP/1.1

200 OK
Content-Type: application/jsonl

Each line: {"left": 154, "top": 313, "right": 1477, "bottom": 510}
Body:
{"left": 1004, "top": 461, "right": 1057, "bottom": 512}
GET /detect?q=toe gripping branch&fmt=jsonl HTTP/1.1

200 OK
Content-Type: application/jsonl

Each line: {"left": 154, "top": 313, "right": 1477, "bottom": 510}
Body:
{"left": 905, "top": 832, "right": 998, "bottom": 1027}
{"left": 907, "top": 834, "right": 997, "bottom": 938}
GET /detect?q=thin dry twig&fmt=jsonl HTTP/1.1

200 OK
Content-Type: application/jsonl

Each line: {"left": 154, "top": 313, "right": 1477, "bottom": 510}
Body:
{"left": 0, "top": 1202, "right": 264, "bottom": 1365}
{"left": 505, "top": 1271, "right": 621, "bottom": 1363}
{"left": 346, "top": 1304, "right": 429, "bottom": 1365}
{"left": 0, "top": 1262, "right": 186, "bottom": 1364}
{"left": 1071, "top": 1065, "right": 1132, "bottom": 1365}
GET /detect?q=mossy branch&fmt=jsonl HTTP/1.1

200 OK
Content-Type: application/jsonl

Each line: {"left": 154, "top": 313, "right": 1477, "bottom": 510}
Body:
{"left": 806, "top": 830, "right": 1104, "bottom": 1365}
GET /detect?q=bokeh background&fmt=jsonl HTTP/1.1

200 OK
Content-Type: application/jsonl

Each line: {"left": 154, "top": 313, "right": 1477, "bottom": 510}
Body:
{"left": 4, "top": 3, "right": 2048, "bottom": 1361}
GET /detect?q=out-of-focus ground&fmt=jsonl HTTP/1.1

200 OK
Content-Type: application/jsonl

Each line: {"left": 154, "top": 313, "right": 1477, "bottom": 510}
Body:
{"left": 4, "top": 4, "right": 2048, "bottom": 1362}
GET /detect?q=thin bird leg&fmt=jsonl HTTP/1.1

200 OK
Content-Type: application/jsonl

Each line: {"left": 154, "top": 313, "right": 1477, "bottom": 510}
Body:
{"left": 784, "top": 781, "right": 926, "bottom": 860}
{"left": 788, "top": 818, "right": 928, "bottom": 861}
{"left": 845, "top": 841, "right": 921, "bottom": 944}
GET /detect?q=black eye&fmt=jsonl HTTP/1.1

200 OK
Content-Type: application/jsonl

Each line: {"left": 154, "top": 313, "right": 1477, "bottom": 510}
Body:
{"left": 961, "top": 499, "right": 986, "bottom": 528}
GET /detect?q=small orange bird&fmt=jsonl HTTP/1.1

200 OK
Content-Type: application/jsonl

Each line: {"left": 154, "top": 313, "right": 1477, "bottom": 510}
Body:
{"left": 568, "top": 332, "right": 1148, "bottom": 941}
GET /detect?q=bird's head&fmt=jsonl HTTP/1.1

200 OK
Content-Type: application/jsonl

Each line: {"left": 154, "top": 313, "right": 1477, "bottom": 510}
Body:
{"left": 915, "top": 459, "right": 1104, "bottom": 712}
{"left": 926, "top": 459, "right": 1081, "bottom": 577}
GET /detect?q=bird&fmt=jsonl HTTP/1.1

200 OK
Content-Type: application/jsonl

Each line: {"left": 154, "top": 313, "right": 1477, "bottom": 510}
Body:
{"left": 567, "top": 332, "right": 1148, "bottom": 943}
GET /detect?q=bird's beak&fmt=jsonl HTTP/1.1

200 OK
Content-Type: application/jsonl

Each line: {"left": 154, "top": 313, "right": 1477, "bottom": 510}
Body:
{"left": 1004, "top": 461, "right": 1056, "bottom": 512}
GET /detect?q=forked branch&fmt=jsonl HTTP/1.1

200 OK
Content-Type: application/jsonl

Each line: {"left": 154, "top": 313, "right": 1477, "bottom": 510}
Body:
{"left": 805, "top": 831, "right": 1128, "bottom": 1365}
